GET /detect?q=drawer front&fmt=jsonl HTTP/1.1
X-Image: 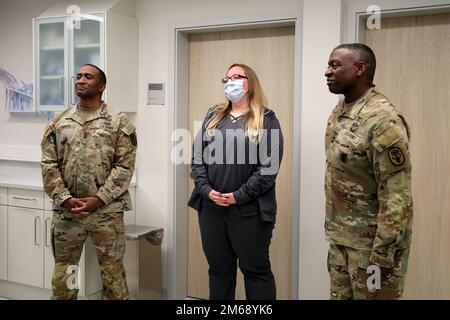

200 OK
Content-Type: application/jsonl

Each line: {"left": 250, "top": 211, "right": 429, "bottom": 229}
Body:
{"left": 0, "top": 187, "right": 6, "bottom": 205}
{"left": 8, "top": 188, "right": 44, "bottom": 209}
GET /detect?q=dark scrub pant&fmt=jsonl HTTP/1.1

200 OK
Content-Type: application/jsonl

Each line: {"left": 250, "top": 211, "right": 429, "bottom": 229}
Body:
{"left": 198, "top": 202, "right": 276, "bottom": 300}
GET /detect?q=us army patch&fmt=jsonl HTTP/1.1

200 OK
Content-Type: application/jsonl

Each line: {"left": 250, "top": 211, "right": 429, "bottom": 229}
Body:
{"left": 388, "top": 147, "right": 405, "bottom": 166}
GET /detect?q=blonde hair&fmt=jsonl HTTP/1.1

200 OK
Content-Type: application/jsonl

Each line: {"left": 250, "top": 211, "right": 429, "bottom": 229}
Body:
{"left": 207, "top": 63, "right": 268, "bottom": 143}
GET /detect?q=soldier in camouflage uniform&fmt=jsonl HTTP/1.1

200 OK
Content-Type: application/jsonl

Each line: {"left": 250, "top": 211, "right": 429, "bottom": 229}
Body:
{"left": 324, "top": 44, "right": 413, "bottom": 299}
{"left": 41, "top": 64, "right": 137, "bottom": 300}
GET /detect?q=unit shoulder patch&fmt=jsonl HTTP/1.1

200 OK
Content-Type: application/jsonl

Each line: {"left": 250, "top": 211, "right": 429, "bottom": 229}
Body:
{"left": 388, "top": 146, "right": 405, "bottom": 166}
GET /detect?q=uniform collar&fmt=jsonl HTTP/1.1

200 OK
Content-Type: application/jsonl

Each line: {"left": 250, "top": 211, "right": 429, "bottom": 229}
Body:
{"left": 67, "top": 102, "right": 109, "bottom": 125}
{"left": 340, "top": 87, "right": 378, "bottom": 119}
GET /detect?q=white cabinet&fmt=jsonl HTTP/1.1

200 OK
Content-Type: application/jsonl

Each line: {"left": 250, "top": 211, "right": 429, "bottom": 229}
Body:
{"left": 34, "top": 17, "right": 69, "bottom": 110}
{"left": 35, "top": 14, "right": 105, "bottom": 110}
{"left": 7, "top": 189, "right": 45, "bottom": 287}
{"left": 1, "top": 185, "right": 135, "bottom": 298}
{"left": 43, "top": 210, "right": 54, "bottom": 290}
{"left": 5, "top": 189, "right": 102, "bottom": 296}
{"left": 43, "top": 200, "right": 54, "bottom": 289}
{"left": 8, "top": 206, "right": 44, "bottom": 287}
{"left": 0, "top": 187, "right": 7, "bottom": 204}
{"left": 34, "top": 0, "right": 138, "bottom": 112}
{"left": 1, "top": 186, "right": 8, "bottom": 281}
{"left": 8, "top": 188, "right": 44, "bottom": 209}
{"left": 0, "top": 205, "right": 7, "bottom": 280}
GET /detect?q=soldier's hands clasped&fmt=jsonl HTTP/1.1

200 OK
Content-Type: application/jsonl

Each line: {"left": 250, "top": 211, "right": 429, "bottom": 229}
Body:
{"left": 62, "top": 198, "right": 85, "bottom": 210}
{"left": 70, "top": 196, "right": 105, "bottom": 216}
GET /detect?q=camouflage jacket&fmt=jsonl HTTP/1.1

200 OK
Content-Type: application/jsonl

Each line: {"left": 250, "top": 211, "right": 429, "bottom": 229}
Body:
{"left": 325, "top": 87, "right": 413, "bottom": 268}
{"left": 41, "top": 103, "right": 137, "bottom": 214}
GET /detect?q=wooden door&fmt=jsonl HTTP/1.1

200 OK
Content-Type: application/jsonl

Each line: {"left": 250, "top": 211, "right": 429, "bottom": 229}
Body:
{"left": 365, "top": 13, "right": 450, "bottom": 299}
{"left": 187, "top": 26, "right": 295, "bottom": 299}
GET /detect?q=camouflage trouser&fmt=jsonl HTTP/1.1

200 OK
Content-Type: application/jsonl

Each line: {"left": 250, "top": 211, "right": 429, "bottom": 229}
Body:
{"left": 50, "top": 210, "right": 129, "bottom": 300}
{"left": 327, "top": 243, "right": 410, "bottom": 300}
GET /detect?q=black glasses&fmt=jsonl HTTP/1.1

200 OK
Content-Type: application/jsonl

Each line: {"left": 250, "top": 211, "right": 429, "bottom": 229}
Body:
{"left": 221, "top": 74, "right": 248, "bottom": 84}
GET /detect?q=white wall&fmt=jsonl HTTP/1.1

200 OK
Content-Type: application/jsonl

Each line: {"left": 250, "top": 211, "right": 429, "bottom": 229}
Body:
{"left": 298, "top": 0, "right": 450, "bottom": 299}
{"left": 0, "top": 0, "right": 59, "bottom": 145}
{"left": 342, "top": 0, "right": 450, "bottom": 43}
{"left": 299, "top": 0, "right": 342, "bottom": 299}
{"left": 135, "top": 0, "right": 302, "bottom": 296}
{"left": 1, "top": 0, "right": 346, "bottom": 299}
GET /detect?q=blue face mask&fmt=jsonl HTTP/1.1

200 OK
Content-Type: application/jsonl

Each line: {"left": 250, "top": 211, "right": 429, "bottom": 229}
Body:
{"left": 224, "top": 79, "right": 247, "bottom": 102}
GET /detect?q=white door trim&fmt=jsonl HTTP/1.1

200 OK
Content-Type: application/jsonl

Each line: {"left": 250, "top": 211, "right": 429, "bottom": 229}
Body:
{"left": 346, "top": 0, "right": 450, "bottom": 42}
{"left": 167, "top": 13, "right": 303, "bottom": 299}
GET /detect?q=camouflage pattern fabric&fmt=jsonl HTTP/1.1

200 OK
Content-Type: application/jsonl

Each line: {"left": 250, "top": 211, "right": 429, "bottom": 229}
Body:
{"left": 41, "top": 103, "right": 137, "bottom": 214}
{"left": 325, "top": 87, "right": 413, "bottom": 299}
{"left": 51, "top": 211, "right": 129, "bottom": 300}
{"left": 41, "top": 102, "right": 136, "bottom": 300}
{"left": 327, "top": 243, "right": 410, "bottom": 300}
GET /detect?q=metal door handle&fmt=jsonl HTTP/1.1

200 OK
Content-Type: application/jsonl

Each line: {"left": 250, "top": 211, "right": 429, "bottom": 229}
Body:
{"left": 13, "top": 196, "right": 37, "bottom": 202}
{"left": 45, "top": 217, "right": 51, "bottom": 247}
{"left": 34, "top": 216, "right": 41, "bottom": 246}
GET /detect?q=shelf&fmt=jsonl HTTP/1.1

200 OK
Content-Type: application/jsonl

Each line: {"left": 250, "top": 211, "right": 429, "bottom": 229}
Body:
{"left": 74, "top": 43, "right": 100, "bottom": 49}
{"left": 40, "top": 46, "right": 64, "bottom": 51}
{"left": 40, "top": 75, "right": 64, "bottom": 80}
{"left": 36, "top": 104, "right": 65, "bottom": 111}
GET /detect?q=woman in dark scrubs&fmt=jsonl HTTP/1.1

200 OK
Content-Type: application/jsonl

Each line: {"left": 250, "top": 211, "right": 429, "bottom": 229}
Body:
{"left": 188, "top": 63, "right": 284, "bottom": 300}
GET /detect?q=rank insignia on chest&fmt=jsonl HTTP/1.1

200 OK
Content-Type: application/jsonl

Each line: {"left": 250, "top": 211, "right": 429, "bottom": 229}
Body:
{"left": 350, "top": 121, "right": 359, "bottom": 133}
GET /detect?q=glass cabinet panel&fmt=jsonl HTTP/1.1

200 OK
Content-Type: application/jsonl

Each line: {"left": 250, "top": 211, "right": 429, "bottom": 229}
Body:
{"left": 70, "top": 15, "right": 103, "bottom": 105}
{"left": 37, "top": 19, "right": 67, "bottom": 109}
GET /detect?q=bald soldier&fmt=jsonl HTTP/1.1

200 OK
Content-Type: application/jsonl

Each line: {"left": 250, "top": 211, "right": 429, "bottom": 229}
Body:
{"left": 324, "top": 44, "right": 413, "bottom": 299}
{"left": 41, "top": 64, "right": 137, "bottom": 299}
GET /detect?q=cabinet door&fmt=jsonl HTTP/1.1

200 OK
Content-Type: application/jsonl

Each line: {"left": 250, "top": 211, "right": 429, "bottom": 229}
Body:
{"left": 8, "top": 207, "right": 44, "bottom": 287}
{"left": 0, "top": 187, "right": 7, "bottom": 205}
{"left": 44, "top": 211, "right": 54, "bottom": 290}
{"left": 0, "top": 205, "right": 7, "bottom": 280}
{"left": 35, "top": 17, "right": 68, "bottom": 111}
{"left": 69, "top": 14, "right": 104, "bottom": 106}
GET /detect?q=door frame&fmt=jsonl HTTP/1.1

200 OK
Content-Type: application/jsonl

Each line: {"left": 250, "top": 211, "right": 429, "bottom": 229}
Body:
{"left": 168, "top": 13, "right": 303, "bottom": 300}
{"left": 346, "top": 0, "right": 450, "bottom": 42}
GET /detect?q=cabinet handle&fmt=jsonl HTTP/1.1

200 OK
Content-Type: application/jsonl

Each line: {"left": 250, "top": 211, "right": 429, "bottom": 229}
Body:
{"left": 34, "top": 216, "right": 41, "bottom": 246}
{"left": 45, "top": 217, "right": 51, "bottom": 247}
{"left": 71, "top": 75, "right": 75, "bottom": 105}
{"left": 13, "top": 196, "right": 37, "bottom": 202}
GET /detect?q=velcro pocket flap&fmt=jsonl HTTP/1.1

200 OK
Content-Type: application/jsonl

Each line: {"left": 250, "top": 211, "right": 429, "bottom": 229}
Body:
{"left": 373, "top": 126, "right": 402, "bottom": 153}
